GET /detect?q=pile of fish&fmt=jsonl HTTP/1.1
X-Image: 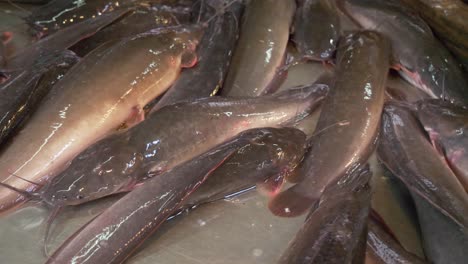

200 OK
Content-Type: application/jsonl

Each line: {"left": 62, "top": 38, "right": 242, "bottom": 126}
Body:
{"left": 0, "top": 0, "right": 467, "bottom": 263}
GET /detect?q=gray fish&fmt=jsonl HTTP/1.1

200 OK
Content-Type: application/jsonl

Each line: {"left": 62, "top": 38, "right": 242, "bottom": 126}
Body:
{"left": 412, "top": 193, "right": 468, "bottom": 264}
{"left": 385, "top": 73, "right": 430, "bottom": 103}
{"left": 25, "top": 0, "right": 187, "bottom": 37}
{"left": 378, "top": 102, "right": 468, "bottom": 230}
{"left": 277, "top": 165, "right": 372, "bottom": 264}
{"left": 0, "top": 50, "right": 79, "bottom": 149}
{"left": 183, "top": 127, "right": 307, "bottom": 208}
{"left": 338, "top": 0, "right": 468, "bottom": 106}
{"left": 416, "top": 99, "right": 468, "bottom": 192}
{"left": 35, "top": 85, "right": 326, "bottom": 208}
{"left": 221, "top": 0, "right": 296, "bottom": 97}
{"left": 152, "top": 0, "right": 243, "bottom": 110}
{"left": 3, "top": 9, "right": 128, "bottom": 70}
{"left": 293, "top": 0, "right": 340, "bottom": 61}
{"left": 366, "top": 217, "right": 426, "bottom": 264}
{"left": 269, "top": 31, "right": 389, "bottom": 217}
{"left": 69, "top": 5, "right": 192, "bottom": 56}
{"left": 45, "top": 128, "right": 299, "bottom": 264}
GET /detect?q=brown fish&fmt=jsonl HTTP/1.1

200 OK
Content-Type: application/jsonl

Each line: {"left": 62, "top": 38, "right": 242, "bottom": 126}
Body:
{"left": 221, "top": 0, "right": 296, "bottom": 97}
{"left": 269, "top": 31, "right": 389, "bottom": 217}
{"left": 0, "top": 26, "right": 201, "bottom": 213}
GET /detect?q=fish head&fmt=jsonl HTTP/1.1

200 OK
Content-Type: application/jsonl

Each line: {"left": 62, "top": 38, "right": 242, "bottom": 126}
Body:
{"left": 240, "top": 127, "right": 307, "bottom": 174}
{"left": 41, "top": 138, "right": 143, "bottom": 207}
{"left": 170, "top": 26, "right": 204, "bottom": 68}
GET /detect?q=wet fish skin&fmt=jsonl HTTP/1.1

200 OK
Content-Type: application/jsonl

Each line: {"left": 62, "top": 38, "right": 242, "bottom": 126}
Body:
{"left": 39, "top": 85, "right": 326, "bottom": 208}
{"left": 412, "top": 193, "right": 468, "bottom": 264}
{"left": 400, "top": 0, "right": 468, "bottom": 70}
{"left": 0, "top": 50, "right": 79, "bottom": 149}
{"left": 385, "top": 73, "right": 430, "bottom": 103}
{"left": 293, "top": 0, "right": 340, "bottom": 61}
{"left": 182, "top": 127, "right": 307, "bottom": 207}
{"left": 366, "top": 217, "right": 426, "bottom": 264}
{"left": 269, "top": 31, "right": 389, "bottom": 217}
{"left": 0, "top": 26, "right": 202, "bottom": 213}
{"left": 377, "top": 102, "right": 468, "bottom": 230}
{"left": 25, "top": 0, "right": 183, "bottom": 37}
{"left": 339, "top": 0, "right": 468, "bottom": 106}
{"left": 221, "top": 0, "right": 296, "bottom": 97}
{"left": 277, "top": 165, "right": 372, "bottom": 264}
{"left": 152, "top": 0, "right": 243, "bottom": 110}
{"left": 45, "top": 127, "right": 264, "bottom": 264}
{"left": 4, "top": 9, "right": 129, "bottom": 70}
{"left": 416, "top": 99, "right": 468, "bottom": 192}
{"left": 69, "top": 5, "right": 192, "bottom": 57}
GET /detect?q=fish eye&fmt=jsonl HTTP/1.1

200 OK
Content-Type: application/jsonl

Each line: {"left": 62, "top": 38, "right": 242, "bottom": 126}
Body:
{"left": 76, "top": 195, "right": 84, "bottom": 200}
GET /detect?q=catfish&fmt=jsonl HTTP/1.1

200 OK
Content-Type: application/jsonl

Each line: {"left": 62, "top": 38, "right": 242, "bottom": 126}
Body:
{"left": 69, "top": 4, "right": 192, "bottom": 57}
{"left": 378, "top": 102, "right": 468, "bottom": 230}
{"left": 416, "top": 99, "right": 468, "bottom": 192}
{"left": 412, "top": 193, "right": 468, "bottom": 264}
{"left": 269, "top": 31, "right": 389, "bottom": 217}
{"left": 400, "top": 0, "right": 468, "bottom": 70}
{"left": 152, "top": 0, "right": 243, "bottom": 110}
{"left": 366, "top": 217, "right": 426, "bottom": 264}
{"left": 293, "top": 0, "right": 340, "bottom": 61}
{"left": 25, "top": 0, "right": 186, "bottom": 37}
{"left": 45, "top": 128, "right": 296, "bottom": 264}
{"left": 277, "top": 165, "right": 372, "bottom": 264}
{"left": 338, "top": 0, "right": 468, "bottom": 106}
{"left": 221, "top": 0, "right": 296, "bottom": 97}
{"left": 20, "top": 85, "right": 326, "bottom": 210}
{"left": 0, "top": 50, "right": 79, "bottom": 149}
{"left": 3, "top": 9, "right": 128, "bottom": 70}
{"left": 0, "top": 25, "right": 202, "bottom": 213}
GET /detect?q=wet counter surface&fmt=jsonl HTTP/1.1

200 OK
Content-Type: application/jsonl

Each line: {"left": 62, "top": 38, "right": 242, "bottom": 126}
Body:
{"left": 0, "top": 2, "right": 423, "bottom": 263}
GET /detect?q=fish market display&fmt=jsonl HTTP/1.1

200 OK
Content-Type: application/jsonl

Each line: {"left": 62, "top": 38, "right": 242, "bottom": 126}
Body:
{"left": 0, "top": 25, "right": 202, "bottom": 212}
{"left": 45, "top": 128, "right": 290, "bottom": 264}
{"left": 0, "top": 1, "right": 468, "bottom": 263}
{"left": 221, "top": 0, "right": 296, "bottom": 96}
{"left": 35, "top": 85, "right": 326, "bottom": 208}
{"left": 269, "top": 31, "right": 389, "bottom": 217}
{"left": 339, "top": 0, "right": 468, "bottom": 105}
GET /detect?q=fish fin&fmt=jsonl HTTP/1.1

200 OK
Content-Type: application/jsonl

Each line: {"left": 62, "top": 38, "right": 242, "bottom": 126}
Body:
{"left": 121, "top": 106, "right": 145, "bottom": 129}
{"left": 268, "top": 186, "right": 319, "bottom": 217}
{"left": 0, "top": 181, "right": 40, "bottom": 200}
{"left": 43, "top": 206, "right": 62, "bottom": 258}
{"left": 181, "top": 50, "right": 198, "bottom": 68}
{"left": 257, "top": 174, "right": 285, "bottom": 197}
